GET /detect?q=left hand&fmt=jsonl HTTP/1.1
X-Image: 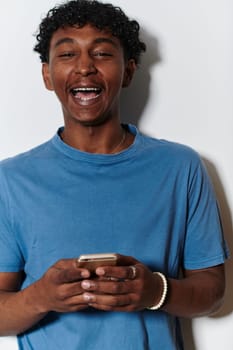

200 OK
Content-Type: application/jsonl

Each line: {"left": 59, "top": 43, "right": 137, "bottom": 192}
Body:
{"left": 80, "top": 254, "right": 163, "bottom": 311}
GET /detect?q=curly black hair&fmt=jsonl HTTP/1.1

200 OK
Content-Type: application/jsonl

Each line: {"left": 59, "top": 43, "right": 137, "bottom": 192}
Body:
{"left": 34, "top": 0, "right": 146, "bottom": 65}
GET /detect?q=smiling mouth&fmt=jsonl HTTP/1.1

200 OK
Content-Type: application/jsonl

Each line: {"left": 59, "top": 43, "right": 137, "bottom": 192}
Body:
{"left": 70, "top": 87, "right": 102, "bottom": 101}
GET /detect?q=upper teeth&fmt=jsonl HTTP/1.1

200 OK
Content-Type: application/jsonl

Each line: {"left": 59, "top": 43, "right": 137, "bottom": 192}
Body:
{"left": 73, "top": 87, "right": 100, "bottom": 92}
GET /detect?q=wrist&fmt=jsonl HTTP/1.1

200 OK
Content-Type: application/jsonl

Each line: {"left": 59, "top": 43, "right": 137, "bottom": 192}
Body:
{"left": 23, "top": 279, "right": 50, "bottom": 315}
{"left": 147, "top": 272, "right": 168, "bottom": 310}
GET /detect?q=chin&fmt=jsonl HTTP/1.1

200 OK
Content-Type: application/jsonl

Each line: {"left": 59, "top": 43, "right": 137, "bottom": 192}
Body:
{"left": 76, "top": 115, "right": 113, "bottom": 127}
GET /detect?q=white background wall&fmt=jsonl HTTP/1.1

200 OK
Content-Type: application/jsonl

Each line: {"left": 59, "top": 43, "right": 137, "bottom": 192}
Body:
{"left": 0, "top": 1, "right": 232, "bottom": 349}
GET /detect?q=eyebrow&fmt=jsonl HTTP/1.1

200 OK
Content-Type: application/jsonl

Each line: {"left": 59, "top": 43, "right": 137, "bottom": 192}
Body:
{"left": 54, "top": 37, "right": 75, "bottom": 48}
{"left": 54, "top": 37, "right": 119, "bottom": 49}
{"left": 93, "top": 37, "right": 118, "bottom": 48}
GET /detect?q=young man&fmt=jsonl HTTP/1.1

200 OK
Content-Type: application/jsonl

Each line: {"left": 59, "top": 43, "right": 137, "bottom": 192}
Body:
{"left": 0, "top": 1, "right": 228, "bottom": 349}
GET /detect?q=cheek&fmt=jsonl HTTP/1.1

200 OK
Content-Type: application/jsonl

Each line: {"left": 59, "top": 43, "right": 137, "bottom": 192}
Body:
{"left": 48, "top": 72, "right": 68, "bottom": 102}
{"left": 50, "top": 64, "right": 72, "bottom": 87}
{"left": 104, "top": 67, "right": 125, "bottom": 90}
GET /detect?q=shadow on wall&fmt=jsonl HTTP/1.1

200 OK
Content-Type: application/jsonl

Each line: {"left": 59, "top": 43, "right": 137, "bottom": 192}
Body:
{"left": 120, "top": 26, "right": 198, "bottom": 350}
{"left": 120, "top": 26, "right": 233, "bottom": 350}
{"left": 120, "top": 28, "right": 161, "bottom": 126}
{"left": 182, "top": 158, "right": 233, "bottom": 350}
{"left": 202, "top": 158, "right": 233, "bottom": 318}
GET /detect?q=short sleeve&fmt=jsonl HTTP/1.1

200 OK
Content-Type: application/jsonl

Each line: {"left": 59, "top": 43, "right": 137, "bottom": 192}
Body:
{"left": 183, "top": 158, "right": 229, "bottom": 270}
{"left": 0, "top": 166, "right": 24, "bottom": 271}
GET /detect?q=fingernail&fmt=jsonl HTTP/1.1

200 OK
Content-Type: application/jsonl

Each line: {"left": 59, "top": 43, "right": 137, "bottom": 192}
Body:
{"left": 83, "top": 293, "right": 95, "bottom": 302}
{"left": 81, "top": 270, "right": 90, "bottom": 278}
{"left": 82, "top": 280, "right": 91, "bottom": 289}
{"left": 96, "top": 267, "right": 105, "bottom": 275}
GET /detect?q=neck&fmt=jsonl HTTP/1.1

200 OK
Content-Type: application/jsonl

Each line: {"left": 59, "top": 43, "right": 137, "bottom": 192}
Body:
{"left": 60, "top": 122, "right": 130, "bottom": 154}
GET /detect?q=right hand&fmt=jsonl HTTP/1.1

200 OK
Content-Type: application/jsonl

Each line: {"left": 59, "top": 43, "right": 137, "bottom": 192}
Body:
{"left": 32, "top": 258, "right": 91, "bottom": 313}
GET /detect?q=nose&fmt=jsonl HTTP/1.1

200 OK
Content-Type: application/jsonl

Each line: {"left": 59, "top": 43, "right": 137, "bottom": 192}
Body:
{"left": 74, "top": 53, "right": 97, "bottom": 76}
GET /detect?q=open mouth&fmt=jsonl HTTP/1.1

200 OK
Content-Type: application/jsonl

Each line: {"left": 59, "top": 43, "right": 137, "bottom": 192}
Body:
{"left": 70, "top": 87, "right": 102, "bottom": 101}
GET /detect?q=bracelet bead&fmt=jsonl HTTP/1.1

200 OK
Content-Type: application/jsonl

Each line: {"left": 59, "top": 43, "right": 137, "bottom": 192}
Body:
{"left": 147, "top": 272, "right": 168, "bottom": 310}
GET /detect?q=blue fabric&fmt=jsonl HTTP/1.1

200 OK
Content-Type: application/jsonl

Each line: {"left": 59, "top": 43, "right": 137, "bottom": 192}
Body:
{"left": 0, "top": 124, "right": 228, "bottom": 350}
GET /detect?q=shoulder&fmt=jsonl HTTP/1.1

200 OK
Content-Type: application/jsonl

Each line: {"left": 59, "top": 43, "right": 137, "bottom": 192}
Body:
{"left": 0, "top": 139, "right": 53, "bottom": 177}
{"left": 138, "top": 131, "right": 201, "bottom": 167}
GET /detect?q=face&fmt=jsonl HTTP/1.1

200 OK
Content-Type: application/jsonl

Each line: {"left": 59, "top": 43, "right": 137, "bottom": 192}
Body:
{"left": 42, "top": 24, "right": 136, "bottom": 127}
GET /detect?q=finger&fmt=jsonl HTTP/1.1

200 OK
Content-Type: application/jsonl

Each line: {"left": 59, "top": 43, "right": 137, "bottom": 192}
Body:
{"left": 59, "top": 281, "right": 85, "bottom": 298}
{"left": 51, "top": 265, "right": 90, "bottom": 284}
{"left": 88, "top": 303, "right": 138, "bottom": 312}
{"left": 82, "top": 292, "right": 134, "bottom": 307}
{"left": 56, "top": 304, "right": 89, "bottom": 313}
{"left": 115, "top": 254, "right": 139, "bottom": 266}
{"left": 95, "top": 264, "right": 140, "bottom": 281}
{"left": 53, "top": 294, "right": 90, "bottom": 312}
{"left": 91, "top": 254, "right": 139, "bottom": 276}
{"left": 54, "top": 258, "right": 79, "bottom": 269}
{"left": 81, "top": 279, "right": 134, "bottom": 294}
{"left": 128, "top": 265, "right": 137, "bottom": 280}
{"left": 54, "top": 259, "right": 90, "bottom": 276}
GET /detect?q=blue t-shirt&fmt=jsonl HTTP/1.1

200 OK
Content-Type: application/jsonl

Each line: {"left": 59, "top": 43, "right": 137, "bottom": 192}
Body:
{"left": 0, "top": 125, "right": 228, "bottom": 350}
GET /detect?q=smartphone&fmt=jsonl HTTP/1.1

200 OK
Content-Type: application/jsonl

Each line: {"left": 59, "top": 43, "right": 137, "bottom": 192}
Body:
{"left": 77, "top": 253, "right": 117, "bottom": 272}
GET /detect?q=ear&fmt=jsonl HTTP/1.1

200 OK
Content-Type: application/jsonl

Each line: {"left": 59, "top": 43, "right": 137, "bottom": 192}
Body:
{"left": 122, "top": 59, "right": 136, "bottom": 88}
{"left": 42, "top": 63, "right": 54, "bottom": 91}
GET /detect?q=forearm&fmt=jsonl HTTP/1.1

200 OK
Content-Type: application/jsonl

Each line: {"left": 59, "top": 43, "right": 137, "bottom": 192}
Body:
{"left": 0, "top": 282, "right": 48, "bottom": 336}
{"left": 0, "top": 260, "right": 92, "bottom": 336}
{"left": 161, "top": 266, "right": 225, "bottom": 318}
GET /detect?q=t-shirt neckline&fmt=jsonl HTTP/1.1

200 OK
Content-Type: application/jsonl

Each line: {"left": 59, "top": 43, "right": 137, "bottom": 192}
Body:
{"left": 51, "top": 124, "right": 140, "bottom": 164}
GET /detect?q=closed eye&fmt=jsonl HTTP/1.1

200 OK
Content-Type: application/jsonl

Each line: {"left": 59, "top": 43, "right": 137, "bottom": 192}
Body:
{"left": 58, "top": 52, "right": 76, "bottom": 58}
{"left": 92, "top": 51, "right": 113, "bottom": 57}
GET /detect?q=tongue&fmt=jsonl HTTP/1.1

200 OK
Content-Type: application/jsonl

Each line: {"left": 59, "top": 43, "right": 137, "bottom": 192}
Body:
{"left": 76, "top": 92, "right": 97, "bottom": 99}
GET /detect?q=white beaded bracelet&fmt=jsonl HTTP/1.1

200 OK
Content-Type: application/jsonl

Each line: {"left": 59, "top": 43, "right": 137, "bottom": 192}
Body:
{"left": 147, "top": 272, "right": 168, "bottom": 310}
